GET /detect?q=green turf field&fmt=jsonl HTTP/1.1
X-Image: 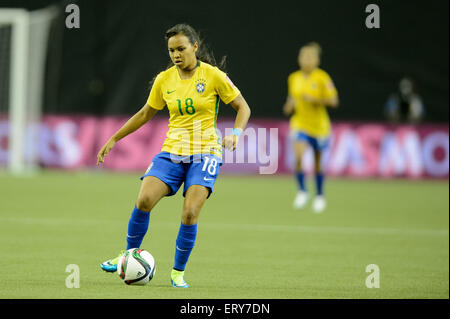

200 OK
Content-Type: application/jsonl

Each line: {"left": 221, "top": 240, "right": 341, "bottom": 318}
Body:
{"left": 0, "top": 171, "right": 448, "bottom": 299}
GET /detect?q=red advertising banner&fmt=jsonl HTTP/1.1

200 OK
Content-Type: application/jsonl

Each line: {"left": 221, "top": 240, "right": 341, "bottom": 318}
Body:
{"left": 0, "top": 116, "right": 448, "bottom": 178}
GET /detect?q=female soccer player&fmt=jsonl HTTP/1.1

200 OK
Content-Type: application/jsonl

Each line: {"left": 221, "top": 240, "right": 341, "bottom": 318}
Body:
{"left": 282, "top": 42, "right": 339, "bottom": 213}
{"left": 97, "top": 24, "right": 251, "bottom": 288}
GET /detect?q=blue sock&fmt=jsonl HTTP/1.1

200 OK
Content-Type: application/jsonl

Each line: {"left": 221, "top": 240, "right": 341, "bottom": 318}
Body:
{"left": 126, "top": 205, "right": 150, "bottom": 250}
{"left": 173, "top": 223, "right": 197, "bottom": 271}
{"left": 296, "top": 171, "right": 306, "bottom": 192}
{"left": 315, "top": 173, "right": 325, "bottom": 196}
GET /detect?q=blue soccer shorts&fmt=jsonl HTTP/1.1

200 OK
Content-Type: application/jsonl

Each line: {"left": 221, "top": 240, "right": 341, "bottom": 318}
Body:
{"left": 140, "top": 152, "right": 222, "bottom": 198}
{"left": 291, "top": 131, "right": 330, "bottom": 152}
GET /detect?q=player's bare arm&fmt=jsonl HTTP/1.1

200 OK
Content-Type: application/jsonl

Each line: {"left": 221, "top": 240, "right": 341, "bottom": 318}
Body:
{"left": 324, "top": 95, "right": 339, "bottom": 108}
{"left": 222, "top": 94, "right": 251, "bottom": 151}
{"left": 97, "top": 103, "right": 159, "bottom": 165}
{"left": 283, "top": 95, "right": 296, "bottom": 116}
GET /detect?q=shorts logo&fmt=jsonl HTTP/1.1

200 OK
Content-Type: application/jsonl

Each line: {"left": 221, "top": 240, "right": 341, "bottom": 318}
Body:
{"left": 195, "top": 78, "right": 206, "bottom": 94}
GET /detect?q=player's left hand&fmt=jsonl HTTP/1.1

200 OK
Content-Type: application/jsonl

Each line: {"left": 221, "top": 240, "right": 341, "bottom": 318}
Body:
{"left": 222, "top": 135, "right": 239, "bottom": 151}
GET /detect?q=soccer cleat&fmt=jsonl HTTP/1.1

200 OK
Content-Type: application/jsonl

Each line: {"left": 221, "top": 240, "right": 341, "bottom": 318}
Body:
{"left": 312, "top": 195, "right": 326, "bottom": 213}
{"left": 171, "top": 269, "right": 189, "bottom": 288}
{"left": 100, "top": 250, "right": 125, "bottom": 273}
{"left": 293, "top": 190, "right": 309, "bottom": 209}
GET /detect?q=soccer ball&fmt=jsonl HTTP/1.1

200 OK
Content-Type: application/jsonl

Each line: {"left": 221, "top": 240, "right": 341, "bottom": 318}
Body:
{"left": 117, "top": 248, "right": 156, "bottom": 285}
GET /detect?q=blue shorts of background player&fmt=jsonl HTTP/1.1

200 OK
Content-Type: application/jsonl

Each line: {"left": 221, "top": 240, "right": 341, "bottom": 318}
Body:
{"left": 291, "top": 131, "right": 329, "bottom": 152}
{"left": 141, "top": 152, "right": 222, "bottom": 198}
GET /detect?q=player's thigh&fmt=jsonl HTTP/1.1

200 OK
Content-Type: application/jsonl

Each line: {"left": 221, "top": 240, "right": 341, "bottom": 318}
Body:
{"left": 136, "top": 176, "right": 171, "bottom": 211}
{"left": 312, "top": 137, "right": 329, "bottom": 172}
{"left": 181, "top": 185, "right": 209, "bottom": 224}
{"left": 292, "top": 140, "right": 309, "bottom": 159}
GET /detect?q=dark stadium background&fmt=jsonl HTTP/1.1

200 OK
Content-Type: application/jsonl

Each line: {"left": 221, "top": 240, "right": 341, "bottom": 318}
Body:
{"left": 1, "top": 0, "right": 449, "bottom": 122}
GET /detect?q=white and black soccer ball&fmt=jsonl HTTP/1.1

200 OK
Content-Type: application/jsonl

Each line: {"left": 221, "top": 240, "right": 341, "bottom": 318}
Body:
{"left": 117, "top": 248, "right": 156, "bottom": 285}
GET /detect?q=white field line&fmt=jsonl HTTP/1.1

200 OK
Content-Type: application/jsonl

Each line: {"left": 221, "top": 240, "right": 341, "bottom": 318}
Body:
{"left": 1, "top": 216, "right": 447, "bottom": 238}
{"left": 195, "top": 222, "right": 449, "bottom": 237}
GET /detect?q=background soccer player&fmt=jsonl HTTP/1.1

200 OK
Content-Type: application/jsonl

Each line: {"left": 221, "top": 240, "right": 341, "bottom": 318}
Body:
{"left": 96, "top": 24, "right": 251, "bottom": 287}
{"left": 282, "top": 42, "right": 339, "bottom": 213}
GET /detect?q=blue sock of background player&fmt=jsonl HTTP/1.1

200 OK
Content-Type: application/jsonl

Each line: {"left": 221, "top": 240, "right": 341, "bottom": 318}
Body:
{"left": 296, "top": 171, "right": 306, "bottom": 192}
{"left": 315, "top": 172, "right": 324, "bottom": 196}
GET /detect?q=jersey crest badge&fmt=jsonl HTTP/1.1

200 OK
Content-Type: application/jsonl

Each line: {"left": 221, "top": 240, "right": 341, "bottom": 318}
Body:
{"left": 195, "top": 78, "right": 206, "bottom": 94}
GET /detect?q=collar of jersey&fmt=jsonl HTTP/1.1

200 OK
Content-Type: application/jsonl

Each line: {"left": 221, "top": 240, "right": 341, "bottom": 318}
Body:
{"left": 175, "top": 60, "right": 200, "bottom": 81}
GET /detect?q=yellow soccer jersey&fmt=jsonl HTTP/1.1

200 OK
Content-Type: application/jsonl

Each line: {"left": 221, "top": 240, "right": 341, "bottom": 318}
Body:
{"left": 288, "top": 68, "right": 337, "bottom": 137}
{"left": 147, "top": 61, "right": 241, "bottom": 157}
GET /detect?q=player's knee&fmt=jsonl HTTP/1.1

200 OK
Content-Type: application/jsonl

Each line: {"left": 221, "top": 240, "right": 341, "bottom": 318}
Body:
{"left": 136, "top": 194, "right": 155, "bottom": 212}
{"left": 181, "top": 205, "right": 199, "bottom": 225}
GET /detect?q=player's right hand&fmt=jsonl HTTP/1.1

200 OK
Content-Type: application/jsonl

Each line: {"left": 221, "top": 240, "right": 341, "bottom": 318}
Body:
{"left": 282, "top": 96, "right": 295, "bottom": 116}
{"left": 282, "top": 104, "right": 293, "bottom": 116}
{"left": 97, "top": 139, "right": 116, "bottom": 165}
